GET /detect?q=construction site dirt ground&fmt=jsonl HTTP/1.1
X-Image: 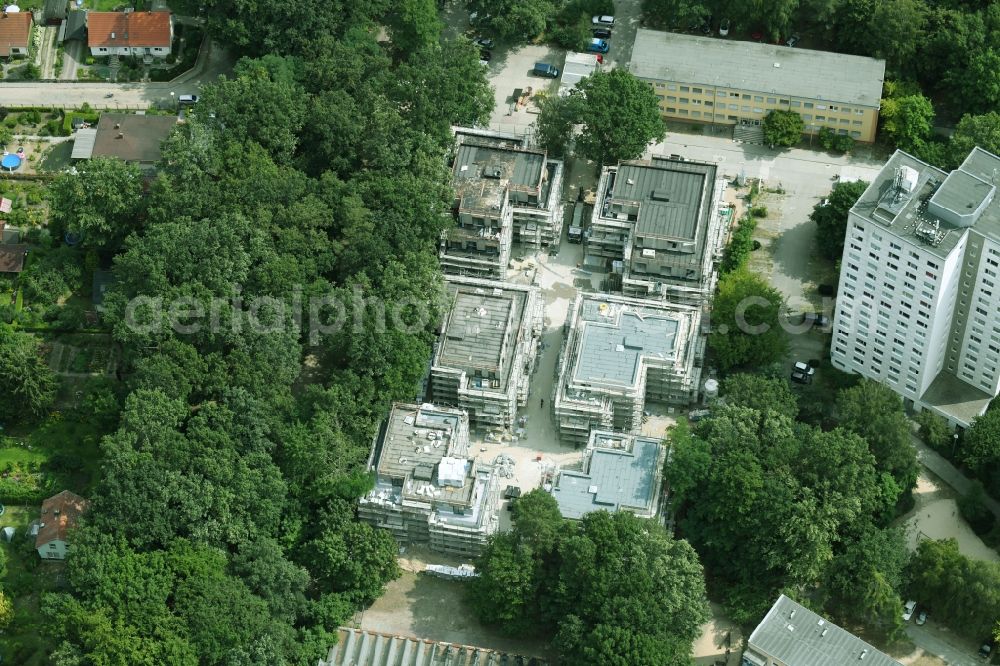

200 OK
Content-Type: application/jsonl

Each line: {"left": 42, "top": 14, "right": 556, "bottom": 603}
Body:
{"left": 357, "top": 570, "right": 552, "bottom": 659}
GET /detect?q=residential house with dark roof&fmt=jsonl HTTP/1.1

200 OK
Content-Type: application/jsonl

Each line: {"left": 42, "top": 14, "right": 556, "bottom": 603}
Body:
{"left": 35, "top": 490, "right": 89, "bottom": 560}
{"left": 0, "top": 10, "right": 32, "bottom": 57}
{"left": 87, "top": 9, "right": 172, "bottom": 59}
{"left": 78, "top": 113, "right": 178, "bottom": 168}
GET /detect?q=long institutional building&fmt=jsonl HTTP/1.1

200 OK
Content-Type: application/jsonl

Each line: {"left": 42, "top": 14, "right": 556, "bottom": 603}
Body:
{"left": 832, "top": 147, "right": 1000, "bottom": 428}
{"left": 629, "top": 29, "right": 885, "bottom": 143}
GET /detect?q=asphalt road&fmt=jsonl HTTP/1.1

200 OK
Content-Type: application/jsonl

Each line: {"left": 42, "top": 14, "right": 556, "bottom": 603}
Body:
{"left": 907, "top": 623, "right": 988, "bottom": 666}
{"left": 60, "top": 39, "right": 85, "bottom": 81}
{"left": 3, "top": 39, "right": 233, "bottom": 109}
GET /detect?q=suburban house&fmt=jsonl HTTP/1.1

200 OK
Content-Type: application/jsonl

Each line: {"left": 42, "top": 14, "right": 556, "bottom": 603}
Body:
{"left": 0, "top": 9, "right": 32, "bottom": 58}
{"left": 743, "top": 595, "right": 902, "bottom": 666}
{"left": 34, "top": 490, "right": 89, "bottom": 560}
{"left": 87, "top": 9, "right": 172, "bottom": 59}
{"left": 73, "top": 113, "right": 178, "bottom": 168}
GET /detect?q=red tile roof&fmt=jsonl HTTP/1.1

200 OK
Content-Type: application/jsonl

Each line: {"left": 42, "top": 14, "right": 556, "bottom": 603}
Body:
{"left": 0, "top": 11, "right": 32, "bottom": 57}
{"left": 35, "top": 490, "right": 89, "bottom": 548}
{"left": 88, "top": 10, "right": 171, "bottom": 48}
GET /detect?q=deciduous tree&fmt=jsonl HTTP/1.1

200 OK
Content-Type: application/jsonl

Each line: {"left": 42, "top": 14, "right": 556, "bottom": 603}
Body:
{"left": 48, "top": 157, "right": 144, "bottom": 249}
{"left": 708, "top": 270, "right": 787, "bottom": 371}
{"left": 762, "top": 110, "right": 804, "bottom": 147}
{"left": 811, "top": 179, "right": 869, "bottom": 261}
{"left": 575, "top": 69, "right": 666, "bottom": 165}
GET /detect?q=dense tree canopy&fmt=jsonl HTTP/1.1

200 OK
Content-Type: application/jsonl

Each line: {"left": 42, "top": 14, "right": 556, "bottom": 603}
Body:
{"left": 575, "top": 69, "right": 667, "bottom": 164}
{"left": 48, "top": 156, "right": 144, "bottom": 250}
{"left": 470, "top": 491, "right": 709, "bottom": 664}
{"left": 669, "top": 403, "right": 902, "bottom": 625}
{"left": 0, "top": 324, "right": 57, "bottom": 423}
{"left": 41, "top": 5, "right": 496, "bottom": 663}
{"left": 960, "top": 409, "right": 1000, "bottom": 497}
{"left": 721, "top": 373, "right": 799, "bottom": 420}
{"left": 907, "top": 538, "right": 1000, "bottom": 642}
{"left": 812, "top": 179, "right": 869, "bottom": 261}
{"left": 708, "top": 270, "right": 787, "bottom": 371}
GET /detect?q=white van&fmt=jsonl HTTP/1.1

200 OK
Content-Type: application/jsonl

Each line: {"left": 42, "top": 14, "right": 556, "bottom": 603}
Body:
{"left": 178, "top": 94, "right": 199, "bottom": 105}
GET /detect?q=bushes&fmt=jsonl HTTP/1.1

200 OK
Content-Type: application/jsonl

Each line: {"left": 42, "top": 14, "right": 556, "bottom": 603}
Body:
{"left": 720, "top": 215, "right": 757, "bottom": 274}
{"left": 916, "top": 410, "right": 953, "bottom": 453}
{"left": 818, "top": 127, "right": 855, "bottom": 153}
{"left": 958, "top": 481, "right": 997, "bottom": 535}
{"left": 750, "top": 205, "right": 768, "bottom": 218}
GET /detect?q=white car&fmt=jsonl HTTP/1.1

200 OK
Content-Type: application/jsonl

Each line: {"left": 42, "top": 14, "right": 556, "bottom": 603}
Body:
{"left": 719, "top": 18, "right": 730, "bottom": 36}
{"left": 592, "top": 15, "right": 615, "bottom": 26}
{"left": 793, "top": 361, "right": 815, "bottom": 376}
{"left": 903, "top": 600, "right": 917, "bottom": 622}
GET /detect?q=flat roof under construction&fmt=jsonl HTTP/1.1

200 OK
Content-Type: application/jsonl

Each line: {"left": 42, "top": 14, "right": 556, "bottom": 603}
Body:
{"left": 453, "top": 141, "right": 546, "bottom": 213}
{"left": 573, "top": 299, "right": 679, "bottom": 387}
{"left": 436, "top": 280, "right": 529, "bottom": 392}
{"left": 551, "top": 434, "right": 661, "bottom": 519}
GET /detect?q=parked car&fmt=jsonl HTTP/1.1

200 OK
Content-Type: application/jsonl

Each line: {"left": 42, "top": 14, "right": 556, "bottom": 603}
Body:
{"left": 688, "top": 409, "right": 712, "bottom": 422}
{"left": 719, "top": 18, "right": 730, "bottom": 36}
{"left": 979, "top": 643, "right": 991, "bottom": 660}
{"left": 700, "top": 20, "right": 712, "bottom": 34}
{"left": 903, "top": 600, "right": 917, "bottom": 622}
{"left": 178, "top": 94, "right": 198, "bottom": 105}
{"left": 791, "top": 371, "right": 812, "bottom": 385}
{"left": 785, "top": 33, "right": 800, "bottom": 47}
{"left": 819, "top": 197, "right": 830, "bottom": 207}
{"left": 480, "top": 49, "right": 492, "bottom": 61}
{"left": 793, "top": 361, "right": 815, "bottom": 376}
{"left": 592, "top": 14, "right": 615, "bottom": 26}
{"left": 804, "top": 312, "right": 829, "bottom": 327}
{"left": 592, "top": 27, "right": 612, "bottom": 38}
{"left": 533, "top": 62, "right": 560, "bottom": 78}
{"left": 751, "top": 31, "right": 764, "bottom": 41}
{"left": 473, "top": 36, "right": 494, "bottom": 49}
{"left": 915, "top": 610, "right": 927, "bottom": 625}
{"left": 587, "top": 38, "right": 609, "bottom": 53}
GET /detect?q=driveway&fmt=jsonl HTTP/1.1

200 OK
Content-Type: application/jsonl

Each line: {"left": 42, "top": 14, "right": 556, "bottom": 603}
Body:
{"left": 37, "top": 25, "right": 59, "bottom": 79}
{"left": 906, "top": 622, "right": 988, "bottom": 666}
{"left": 60, "top": 39, "right": 84, "bottom": 80}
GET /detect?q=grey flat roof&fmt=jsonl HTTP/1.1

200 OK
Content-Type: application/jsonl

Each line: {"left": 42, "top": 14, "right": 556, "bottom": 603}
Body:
{"left": 437, "top": 280, "right": 528, "bottom": 392}
{"left": 615, "top": 160, "right": 708, "bottom": 240}
{"left": 453, "top": 140, "right": 546, "bottom": 213}
{"left": 372, "top": 403, "right": 473, "bottom": 506}
{"left": 629, "top": 29, "right": 886, "bottom": 107}
{"left": 552, "top": 434, "right": 661, "bottom": 520}
{"left": 747, "top": 595, "right": 902, "bottom": 666}
{"left": 851, "top": 148, "right": 1000, "bottom": 260}
{"left": 573, "top": 298, "right": 678, "bottom": 386}
{"left": 71, "top": 128, "right": 97, "bottom": 159}
{"left": 920, "top": 370, "right": 993, "bottom": 427}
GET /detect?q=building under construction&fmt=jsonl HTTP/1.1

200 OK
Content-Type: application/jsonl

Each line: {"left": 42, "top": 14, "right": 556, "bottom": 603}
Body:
{"left": 441, "top": 129, "right": 563, "bottom": 278}
{"left": 550, "top": 430, "right": 666, "bottom": 520}
{"left": 358, "top": 403, "right": 502, "bottom": 557}
{"left": 587, "top": 156, "right": 728, "bottom": 305}
{"left": 553, "top": 293, "right": 705, "bottom": 444}
{"left": 429, "top": 276, "right": 542, "bottom": 431}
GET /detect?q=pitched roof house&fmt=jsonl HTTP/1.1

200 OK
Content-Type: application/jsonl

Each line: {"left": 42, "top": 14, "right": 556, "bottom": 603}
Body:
{"left": 35, "top": 490, "right": 89, "bottom": 560}
{"left": 0, "top": 10, "right": 33, "bottom": 57}
{"left": 87, "top": 10, "right": 172, "bottom": 58}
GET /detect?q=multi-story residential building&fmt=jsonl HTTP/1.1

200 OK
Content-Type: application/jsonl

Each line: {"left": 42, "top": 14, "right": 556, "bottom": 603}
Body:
{"left": 358, "top": 403, "right": 502, "bottom": 557}
{"left": 429, "top": 276, "right": 542, "bottom": 431}
{"left": 554, "top": 293, "right": 704, "bottom": 444}
{"left": 550, "top": 430, "right": 666, "bottom": 520}
{"left": 743, "top": 595, "right": 902, "bottom": 666}
{"left": 832, "top": 147, "right": 1000, "bottom": 428}
{"left": 588, "top": 156, "right": 728, "bottom": 305}
{"left": 87, "top": 10, "right": 173, "bottom": 60}
{"left": 442, "top": 129, "right": 563, "bottom": 277}
{"left": 629, "top": 29, "right": 885, "bottom": 143}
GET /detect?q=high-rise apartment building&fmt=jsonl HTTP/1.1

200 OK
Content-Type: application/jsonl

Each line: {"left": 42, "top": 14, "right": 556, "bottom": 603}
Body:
{"left": 832, "top": 148, "right": 1000, "bottom": 428}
